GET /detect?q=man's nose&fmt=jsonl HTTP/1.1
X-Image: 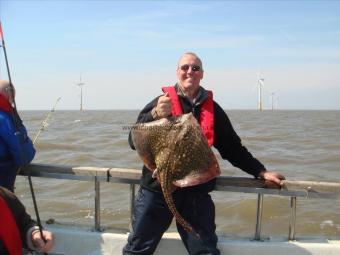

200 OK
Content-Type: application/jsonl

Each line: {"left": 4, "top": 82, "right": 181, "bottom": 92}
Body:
{"left": 187, "top": 66, "right": 194, "bottom": 74}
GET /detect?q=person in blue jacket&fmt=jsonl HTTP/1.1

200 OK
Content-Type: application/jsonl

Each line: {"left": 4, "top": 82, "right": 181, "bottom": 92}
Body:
{"left": 0, "top": 80, "right": 35, "bottom": 192}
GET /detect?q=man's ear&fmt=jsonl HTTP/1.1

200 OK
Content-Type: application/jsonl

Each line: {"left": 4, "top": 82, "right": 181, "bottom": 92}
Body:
{"left": 200, "top": 70, "right": 204, "bottom": 80}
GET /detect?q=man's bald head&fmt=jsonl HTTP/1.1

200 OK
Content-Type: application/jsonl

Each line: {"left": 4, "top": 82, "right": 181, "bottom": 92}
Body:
{"left": 177, "top": 52, "right": 203, "bottom": 71}
{"left": 0, "top": 80, "right": 15, "bottom": 103}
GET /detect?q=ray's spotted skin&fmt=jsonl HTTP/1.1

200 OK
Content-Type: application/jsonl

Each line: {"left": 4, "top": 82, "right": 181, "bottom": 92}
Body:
{"left": 131, "top": 113, "right": 220, "bottom": 233}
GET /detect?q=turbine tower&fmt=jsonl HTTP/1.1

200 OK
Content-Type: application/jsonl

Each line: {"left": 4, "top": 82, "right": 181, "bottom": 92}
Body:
{"left": 77, "top": 76, "right": 85, "bottom": 111}
{"left": 271, "top": 92, "right": 275, "bottom": 111}
{"left": 257, "top": 77, "right": 264, "bottom": 111}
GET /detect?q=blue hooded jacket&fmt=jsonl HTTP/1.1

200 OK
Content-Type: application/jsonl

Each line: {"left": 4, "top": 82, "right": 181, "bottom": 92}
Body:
{"left": 0, "top": 110, "right": 35, "bottom": 191}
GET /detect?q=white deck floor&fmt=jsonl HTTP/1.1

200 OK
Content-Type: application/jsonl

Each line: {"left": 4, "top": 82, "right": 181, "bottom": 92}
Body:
{"left": 47, "top": 225, "right": 340, "bottom": 255}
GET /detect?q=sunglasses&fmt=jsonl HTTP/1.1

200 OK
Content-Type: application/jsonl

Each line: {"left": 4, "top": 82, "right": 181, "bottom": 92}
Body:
{"left": 179, "top": 64, "right": 201, "bottom": 72}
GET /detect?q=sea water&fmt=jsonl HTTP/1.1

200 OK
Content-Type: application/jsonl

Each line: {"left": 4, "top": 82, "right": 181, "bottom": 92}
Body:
{"left": 14, "top": 110, "right": 340, "bottom": 238}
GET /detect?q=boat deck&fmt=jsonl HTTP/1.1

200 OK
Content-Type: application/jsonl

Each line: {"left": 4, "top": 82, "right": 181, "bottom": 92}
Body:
{"left": 48, "top": 225, "right": 340, "bottom": 255}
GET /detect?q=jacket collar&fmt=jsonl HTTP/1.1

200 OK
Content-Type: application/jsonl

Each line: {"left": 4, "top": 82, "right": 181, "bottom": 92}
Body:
{"left": 174, "top": 83, "right": 208, "bottom": 106}
{"left": 0, "top": 94, "right": 13, "bottom": 113}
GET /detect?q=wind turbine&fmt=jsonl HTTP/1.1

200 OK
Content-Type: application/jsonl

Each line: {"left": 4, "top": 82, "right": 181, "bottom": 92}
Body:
{"left": 275, "top": 94, "right": 279, "bottom": 109}
{"left": 270, "top": 92, "right": 275, "bottom": 111}
{"left": 77, "top": 76, "right": 85, "bottom": 111}
{"left": 257, "top": 76, "right": 264, "bottom": 111}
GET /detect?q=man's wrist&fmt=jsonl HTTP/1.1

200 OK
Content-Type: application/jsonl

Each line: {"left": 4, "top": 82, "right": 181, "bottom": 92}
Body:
{"left": 26, "top": 226, "right": 40, "bottom": 250}
{"left": 258, "top": 169, "right": 267, "bottom": 179}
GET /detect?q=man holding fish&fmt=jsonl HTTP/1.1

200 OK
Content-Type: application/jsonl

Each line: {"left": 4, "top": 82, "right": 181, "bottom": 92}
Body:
{"left": 123, "top": 52, "right": 285, "bottom": 255}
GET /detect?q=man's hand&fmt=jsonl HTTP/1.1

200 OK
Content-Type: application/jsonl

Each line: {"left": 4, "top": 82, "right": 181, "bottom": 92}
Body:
{"left": 32, "top": 229, "right": 54, "bottom": 253}
{"left": 259, "top": 170, "right": 285, "bottom": 186}
{"left": 154, "top": 92, "right": 172, "bottom": 119}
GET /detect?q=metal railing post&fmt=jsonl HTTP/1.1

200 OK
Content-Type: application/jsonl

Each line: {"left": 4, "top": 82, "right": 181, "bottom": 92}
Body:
{"left": 94, "top": 176, "right": 101, "bottom": 231}
{"left": 254, "top": 194, "right": 264, "bottom": 240}
{"left": 129, "top": 184, "right": 136, "bottom": 231}
{"left": 289, "top": 196, "right": 297, "bottom": 240}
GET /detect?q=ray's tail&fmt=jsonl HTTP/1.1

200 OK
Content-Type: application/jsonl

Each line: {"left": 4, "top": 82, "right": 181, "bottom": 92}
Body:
{"left": 160, "top": 171, "right": 200, "bottom": 238}
{"left": 161, "top": 183, "right": 194, "bottom": 233}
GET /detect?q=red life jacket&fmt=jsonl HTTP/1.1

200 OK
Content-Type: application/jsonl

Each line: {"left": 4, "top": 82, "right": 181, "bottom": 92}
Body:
{"left": 0, "top": 94, "right": 13, "bottom": 113}
{"left": 162, "top": 86, "right": 214, "bottom": 146}
{"left": 0, "top": 195, "right": 22, "bottom": 255}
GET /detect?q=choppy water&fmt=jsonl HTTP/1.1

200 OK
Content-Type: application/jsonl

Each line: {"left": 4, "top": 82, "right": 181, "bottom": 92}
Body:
{"left": 14, "top": 110, "right": 340, "bottom": 238}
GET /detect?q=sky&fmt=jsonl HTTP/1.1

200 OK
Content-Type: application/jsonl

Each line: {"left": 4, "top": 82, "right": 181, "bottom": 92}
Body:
{"left": 0, "top": 0, "right": 339, "bottom": 110}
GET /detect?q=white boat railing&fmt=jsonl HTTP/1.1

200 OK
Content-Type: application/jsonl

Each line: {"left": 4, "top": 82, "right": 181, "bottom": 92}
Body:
{"left": 19, "top": 163, "right": 340, "bottom": 241}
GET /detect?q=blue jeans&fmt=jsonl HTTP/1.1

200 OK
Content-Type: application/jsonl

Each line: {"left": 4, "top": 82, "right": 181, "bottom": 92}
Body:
{"left": 123, "top": 187, "right": 220, "bottom": 255}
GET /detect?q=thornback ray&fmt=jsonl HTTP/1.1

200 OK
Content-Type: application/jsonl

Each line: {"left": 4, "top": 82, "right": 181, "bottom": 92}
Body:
{"left": 131, "top": 113, "right": 220, "bottom": 234}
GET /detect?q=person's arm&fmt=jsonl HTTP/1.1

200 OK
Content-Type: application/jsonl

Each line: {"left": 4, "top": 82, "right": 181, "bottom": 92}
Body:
{"left": 213, "top": 103, "right": 285, "bottom": 185}
{"left": 26, "top": 227, "right": 54, "bottom": 253}
{"left": 0, "top": 187, "right": 35, "bottom": 247}
{"left": 0, "top": 187, "right": 54, "bottom": 252}
{"left": 0, "top": 112, "right": 35, "bottom": 166}
{"left": 213, "top": 103, "right": 264, "bottom": 176}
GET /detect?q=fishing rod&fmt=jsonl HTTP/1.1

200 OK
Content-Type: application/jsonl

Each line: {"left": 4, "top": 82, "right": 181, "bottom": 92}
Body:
{"left": 0, "top": 21, "right": 20, "bottom": 126}
{"left": 0, "top": 22, "right": 13, "bottom": 88}
{"left": 0, "top": 21, "right": 55, "bottom": 254}
{"left": 32, "top": 97, "right": 61, "bottom": 144}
